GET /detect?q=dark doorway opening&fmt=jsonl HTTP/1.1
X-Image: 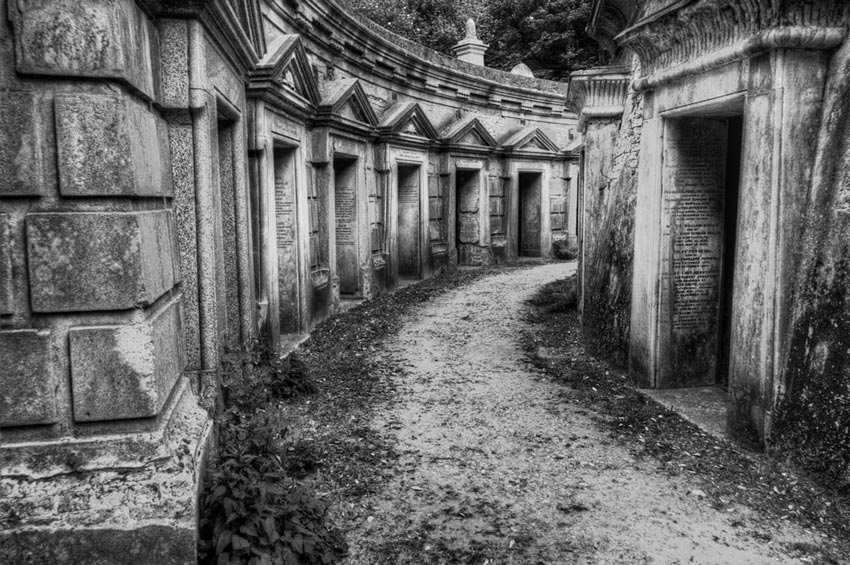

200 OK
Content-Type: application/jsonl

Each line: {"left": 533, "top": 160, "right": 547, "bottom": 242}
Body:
{"left": 656, "top": 114, "right": 744, "bottom": 389}
{"left": 518, "top": 172, "right": 542, "bottom": 257}
{"left": 717, "top": 115, "right": 743, "bottom": 388}
{"left": 397, "top": 164, "right": 420, "bottom": 279}
{"left": 455, "top": 169, "right": 479, "bottom": 265}
{"left": 334, "top": 157, "right": 359, "bottom": 296}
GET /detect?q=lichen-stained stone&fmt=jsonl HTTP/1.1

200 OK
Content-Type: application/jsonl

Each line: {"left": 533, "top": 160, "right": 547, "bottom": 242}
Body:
{"left": 157, "top": 19, "right": 190, "bottom": 109}
{"left": 0, "top": 215, "right": 12, "bottom": 315}
{"left": 0, "top": 91, "right": 47, "bottom": 196}
{"left": 55, "top": 93, "right": 171, "bottom": 196}
{"left": 70, "top": 298, "right": 186, "bottom": 421}
{"left": 0, "top": 330, "right": 56, "bottom": 427}
{"left": 27, "top": 211, "right": 177, "bottom": 312}
{"left": 9, "top": 0, "right": 158, "bottom": 100}
{"left": 459, "top": 214, "right": 479, "bottom": 243}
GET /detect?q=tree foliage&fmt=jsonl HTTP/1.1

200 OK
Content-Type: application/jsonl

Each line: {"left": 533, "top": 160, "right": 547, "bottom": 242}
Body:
{"left": 340, "top": 0, "right": 600, "bottom": 81}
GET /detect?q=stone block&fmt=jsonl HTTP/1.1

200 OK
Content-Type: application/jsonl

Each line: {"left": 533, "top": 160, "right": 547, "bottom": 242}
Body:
{"left": 55, "top": 93, "right": 171, "bottom": 196}
{"left": 157, "top": 19, "right": 190, "bottom": 108}
{"left": 9, "top": 0, "right": 158, "bottom": 100}
{"left": 0, "top": 330, "right": 56, "bottom": 427}
{"left": 0, "top": 91, "right": 48, "bottom": 196}
{"left": 428, "top": 219, "right": 443, "bottom": 242}
{"left": 0, "top": 215, "right": 12, "bottom": 314}
{"left": 459, "top": 214, "right": 479, "bottom": 244}
{"left": 488, "top": 176, "right": 503, "bottom": 196}
{"left": 27, "top": 211, "right": 177, "bottom": 312}
{"left": 70, "top": 298, "right": 186, "bottom": 421}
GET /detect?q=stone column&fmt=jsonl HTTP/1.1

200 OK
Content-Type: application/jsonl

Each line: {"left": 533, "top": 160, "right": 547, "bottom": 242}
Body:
{"left": 0, "top": 1, "right": 210, "bottom": 563}
{"left": 567, "top": 67, "right": 630, "bottom": 327}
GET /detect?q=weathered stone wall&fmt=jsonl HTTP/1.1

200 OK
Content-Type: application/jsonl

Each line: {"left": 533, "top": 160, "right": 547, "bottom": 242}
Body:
{"left": 579, "top": 60, "right": 643, "bottom": 368}
{"left": 0, "top": 0, "right": 263, "bottom": 560}
{"left": 0, "top": 0, "right": 580, "bottom": 560}
{"left": 770, "top": 39, "right": 850, "bottom": 487}
{"left": 581, "top": 0, "right": 850, "bottom": 462}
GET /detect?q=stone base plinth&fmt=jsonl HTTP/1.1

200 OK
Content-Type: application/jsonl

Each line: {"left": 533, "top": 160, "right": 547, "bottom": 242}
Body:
{"left": 0, "top": 380, "right": 211, "bottom": 565}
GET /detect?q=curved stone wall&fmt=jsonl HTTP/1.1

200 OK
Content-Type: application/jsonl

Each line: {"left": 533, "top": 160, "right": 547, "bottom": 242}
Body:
{"left": 0, "top": 0, "right": 579, "bottom": 561}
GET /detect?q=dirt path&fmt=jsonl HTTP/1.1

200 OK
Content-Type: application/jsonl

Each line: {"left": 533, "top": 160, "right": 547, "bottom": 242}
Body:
{"left": 340, "top": 263, "right": 825, "bottom": 564}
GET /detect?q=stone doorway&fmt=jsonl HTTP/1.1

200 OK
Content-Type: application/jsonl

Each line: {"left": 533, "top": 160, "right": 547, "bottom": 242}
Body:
{"left": 657, "top": 115, "right": 743, "bottom": 389}
{"left": 334, "top": 157, "right": 359, "bottom": 296}
{"left": 273, "top": 145, "right": 301, "bottom": 334}
{"left": 455, "top": 169, "right": 479, "bottom": 265}
{"left": 397, "top": 164, "right": 421, "bottom": 279}
{"left": 518, "top": 172, "right": 542, "bottom": 257}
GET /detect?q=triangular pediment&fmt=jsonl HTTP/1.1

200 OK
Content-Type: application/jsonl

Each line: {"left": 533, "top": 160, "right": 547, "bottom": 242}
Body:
{"left": 441, "top": 116, "right": 498, "bottom": 147}
{"left": 318, "top": 79, "right": 378, "bottom": 126}
{"left": 248, "top": 34, "right": 319, "bottom": 106}
{"left": 226, "top": 0, "right": 266, "bottom": 57}
{"left": 378, "top": 102, "right": 438, "bottom": 140}
{"left": 501, "top": 127, "right": 561, "bottom": 153}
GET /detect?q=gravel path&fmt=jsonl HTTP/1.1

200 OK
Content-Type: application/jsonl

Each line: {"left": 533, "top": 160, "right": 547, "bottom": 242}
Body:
{"left": 340, "top": 263, "right": 824, "bottom": 564}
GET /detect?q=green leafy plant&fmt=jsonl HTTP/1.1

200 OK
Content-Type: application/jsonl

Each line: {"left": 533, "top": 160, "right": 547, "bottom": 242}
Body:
{"left": 197, "top": 342, "right": 346, "bottom": 565}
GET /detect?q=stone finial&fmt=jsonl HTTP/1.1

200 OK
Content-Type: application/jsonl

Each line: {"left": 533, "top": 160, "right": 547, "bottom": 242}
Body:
{"left": 510, "top": 62, "right": 534, "bottom": 78}
{"left": 453, "top": 19, "right": 488, "bottom": 66}
{"left": 465, "top": 18, "right": 478, "bottom": 40}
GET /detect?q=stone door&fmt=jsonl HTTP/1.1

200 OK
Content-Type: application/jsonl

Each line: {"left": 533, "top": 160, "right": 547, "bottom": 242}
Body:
{"left": 456, "top": 169, "right": 480, "bottom": 265}
{"left": 334, "top": 158, "right": 359, "bottom": 295}
{"left": 519, "top": 172, "right": 542, "bottom": 256}
{"left": 397, "top": 164, "right": 420, "bottom": 278}
{"left": 657, "top": 117, "right": 740, "bottom": 388}
{"left": 274, "top": 146, "right": 301, "bottom": 334}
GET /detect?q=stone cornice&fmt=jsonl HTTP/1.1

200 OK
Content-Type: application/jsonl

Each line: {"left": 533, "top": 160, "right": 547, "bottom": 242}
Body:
{"left": 158, "top": 0, "right": 265, "bottom": 71}
{"left": 616, "top": 0, "right": 849, "bottom": 89}
{"left": 633, "top": 25, "right": 846, "bottom": 90}
{"left": 265, "top": 0, "right": 572, "bottom": 118}
{"left": 567, "top": 67, "right": 630, "bottom": 129}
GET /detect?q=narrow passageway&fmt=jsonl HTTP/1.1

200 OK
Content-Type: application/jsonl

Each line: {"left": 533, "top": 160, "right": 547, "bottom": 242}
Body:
{"left": 340, "top": 263, "right": 824, "bottom": 564}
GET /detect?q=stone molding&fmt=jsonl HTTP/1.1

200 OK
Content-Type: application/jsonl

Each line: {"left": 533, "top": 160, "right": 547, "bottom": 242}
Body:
{"left": 247, "top": 33, "right": 320, "bottom": 116}
{"left": 568, "top": 67, "right": 631, "bottom": 130}
{"left": 631, "top": 25, "right": 846, "bottom": 90}
{"left": 440, "top": 116, "right": 499, "bottom": 150}
{"left": 613, "top": 0, "right": 848, "bottom": 89}
{"left": 266, "top": 0, "right": 571, "bottom": 117}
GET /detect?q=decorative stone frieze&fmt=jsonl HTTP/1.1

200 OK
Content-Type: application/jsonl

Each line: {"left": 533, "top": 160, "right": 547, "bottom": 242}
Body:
{"left": 615, "top": 0, "right": 848, "bottom": 90}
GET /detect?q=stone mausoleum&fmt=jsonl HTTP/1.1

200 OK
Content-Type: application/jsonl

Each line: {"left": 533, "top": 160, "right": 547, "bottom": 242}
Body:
{"left": 0, "top": 0, "right": 579, "bottom": 561}
{"left": 574, "top": 0, "right": 850, "bottom": 455}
